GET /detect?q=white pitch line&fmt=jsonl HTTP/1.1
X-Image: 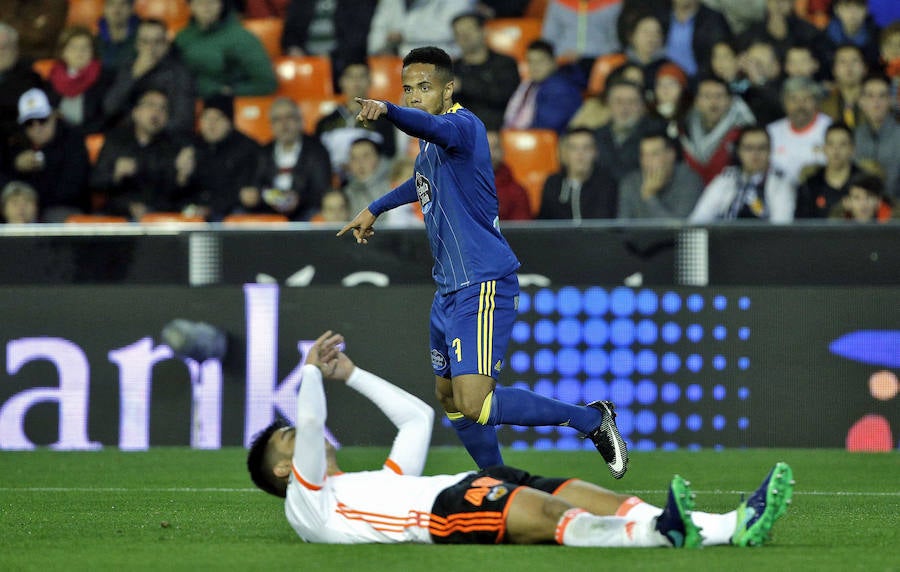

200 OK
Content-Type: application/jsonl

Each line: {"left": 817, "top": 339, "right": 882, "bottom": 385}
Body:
{"left": 0, "top": 488, "right": 897, "bottom": 496}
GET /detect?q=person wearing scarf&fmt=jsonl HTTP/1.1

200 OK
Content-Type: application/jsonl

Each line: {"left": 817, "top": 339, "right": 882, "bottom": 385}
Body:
{"left": 47, "top": 26, "right": 108, "bottom": 133}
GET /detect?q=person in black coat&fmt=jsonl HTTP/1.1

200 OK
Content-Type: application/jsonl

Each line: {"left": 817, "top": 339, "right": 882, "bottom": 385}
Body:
{"left": 538, "top": 127, "right": 618, "bottom": 220}
{"left": 0, "top": 23, "right": 46, "bottom": 147}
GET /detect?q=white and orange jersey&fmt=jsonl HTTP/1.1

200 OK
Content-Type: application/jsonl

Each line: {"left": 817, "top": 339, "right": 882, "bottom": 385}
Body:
{"left": 285, "top": 364, "right": 471, "bottom": 544}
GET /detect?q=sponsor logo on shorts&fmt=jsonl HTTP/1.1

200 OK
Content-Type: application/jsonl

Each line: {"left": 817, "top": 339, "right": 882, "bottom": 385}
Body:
{"left": 431, "top": 349, "right": 447, "bottom": 370}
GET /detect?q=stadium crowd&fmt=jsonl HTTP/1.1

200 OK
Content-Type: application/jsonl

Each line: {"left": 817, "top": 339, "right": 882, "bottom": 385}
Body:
{"left": 1, "top": 0, "right": 898, "bottom": 224}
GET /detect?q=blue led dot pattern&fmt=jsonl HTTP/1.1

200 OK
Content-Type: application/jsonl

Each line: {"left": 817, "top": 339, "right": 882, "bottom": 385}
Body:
{"left": 687, "top": 324, "right": 704, "bottom": 342}
{"left": 739, "top": 296, "right": 751, "bottom": 310}
{"left": 661, "top": 322, "right": 681, "bottom": 343}
{"left": 517, "top": 291, "right": 531, "bottom": 313}
{"left": 738, "top": 327, "right": 750, "bottom": 340}
{"left": 583, "top": 287, "right": 609, "bottom": 316}
{"left": 662, "top": 352, "right": 681, "bottom": 373}
{"left": 633, "top": 439, "right": 656, "bottom": 451}
{"left": 635, "top": 379, "right": 658, "bottom": 404}
{"left": 662, "top": 292, "right": 681, "bottom": 314}
{"left": 661, "top": 412, "right": 681, "bottom": 432}
{"left": 534, "top": 289, "right": 556, "bottom": 315}
{"left": 738, "top": 357, "right": 750, "bottom": 370}
{"left": 584, "top": 319, "right": 609, "bottom": 346}
{"left": 610, "top": 319, "right": 636, "bottom": 346}
{"left": 610, "top": 349, "right": 635, "bottom": 376}
{"left": 686, "top": 384, "right": 703, "bottom": 401}
{"left": 534, "top": 319, "right": 555, "bottom": 344}
{"left": 661, "top": 382, "right": 681, "bottom": 403}
{"left": 584, "top": 349, "right": 609, "bottom": 376}
{"left": 557, "top": 378, "right": 581, "bottom": 403}
{"left": 512, "top": 380, "right": 530, "bottom": 391}
{"left": 738, "top": 387, "right": 750, "bottom": 400}
{"left": 662, "top": 441, "right": 678, "bottom": 451}
{"left": 534, "top": 349, "right": 555, "bottom": 374}
{"left": 713, "top": 325, "right": 727, "bottom": 340}
{"left": 556, "top": 436, "right": 582, "bottom": 450}
{"left": 713, "top": 355, "right": 726, "bottom": 370}
{"left": 636, "top": 350, "right": 657, "bottom": 375}
{"left": 610, "top": 287, "right": 636, "bottom": 316}
{"left": 512, "top": 321, "right": 531, "bottom": 343}
{"left": 558, "top": 286, "right": 583, "bottom": 317}
{"left": 535, "top": 425, "right": 554, "bottom": 435}
{"left": 687, "top": 443, "right": 702, "bottom": 451}
{"left": 714, "top": 295, "right": 727, "bottom": 310}
{"left": 636, "top": 290, "right": 659, "bottom": 315}
{"left": 534, "top": 379, "right": 555, "bottom": 398}
{"left": 636, "top": 320, "right": 658, "bottom": 344}
{"left": 614, "top": 408, "right": 634, "bottom": 434}
{"left": 738, "top": 417, "right": 750, "bottom": 430}
{"left": 583, "top": 378, "right": 608, "bottom": 402}
{"left": 687, "top": 354, "right": 703, "bottom": 372}
{"left": 609, "top": 379, "right": 635, "bottom": 406}
{"left": 511, "top": 351, "right": 530, "bottom": 373}
{"left": 557, "top": 348, "right": 582, "bottom": 376}
{"left": 635, "top": 410, "right": 658, "bottom": 434}
{"left": 687, "top": 294, "right": 704, "bottom": 312}
{"left": 557, "top": 318, "right": 582, "bottom": 346}
{"left": 686, "top": 414, "right": 702, "bottom": 431}
{"left": 713, "top": 385, "right": 726, "bottom": 400}
{"left": 534, "top": 438, "right": 554, "bottom": 449}
{"left": 712, "top": 415, "right": 726, "bottom": 431}
{"left": 511, "top": 441, "right": 528, "bottom": 450}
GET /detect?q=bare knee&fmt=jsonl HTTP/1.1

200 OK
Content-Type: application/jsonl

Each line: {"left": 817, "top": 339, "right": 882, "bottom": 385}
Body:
{"left": 435, "top": 376, "right": 456, "bottom": 413}
{"left": 451, "top": 374, "right": 495, "bottom": 421}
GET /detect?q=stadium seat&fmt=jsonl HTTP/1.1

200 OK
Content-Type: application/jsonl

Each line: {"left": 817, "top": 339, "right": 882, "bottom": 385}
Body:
{"left": 233, "top": 95, "right": 275, "bottom": 144}
{"left": 274, "top": 55, "right": 334, "bottom": 100}
{"left": 139, "top": 212, "right": 206, "bottom": 223}
{"left": 243, "top": 17, "right": 284, "bottom": 61}
{"left": 298, "top": 96, "right": 344, "bottom": 135}
{"left": 367, "top": 55, "right": 404, "bottom": 104}
{"left": 85, "top": 133, "right": 105, "bottom": 165}
{"left": 484, "top": 18, "right": 543, "bottom": 62}
{"left": 524, "top": 0, "right": 549, "bottom": 18}
{"left": 587, "top": 53, "right": 628, "bottom": 97}
{"left": 500, "top": 129, "right": 559, "bottom": 215}
{"left": 222, "top": 213, "right": 290, "bottom": 224}
{"left": 134, "top": 0, "right": 192, "bottom": 34}
{"left": 32, "top": 59, "right": 54, "bottom": 80}
{"left": 64, "top": 214, "right": 129, "bottom": 224}
{"left": 66, "top": 0, "right": 104, "bottom": 30}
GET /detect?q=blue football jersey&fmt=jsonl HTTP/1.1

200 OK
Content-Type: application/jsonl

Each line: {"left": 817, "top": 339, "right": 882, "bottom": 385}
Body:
{"left": 370, "top": 102, "right": 520, "bottom": 294}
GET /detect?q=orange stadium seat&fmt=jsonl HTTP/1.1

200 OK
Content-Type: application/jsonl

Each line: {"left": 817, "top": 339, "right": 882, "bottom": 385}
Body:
{"left": 524, "top": 0, "right": 549, "bottom": 18}
{"left": 139, "top": 212, "right": 206, "bottom": 223}
{"left": 299, "top": 96, "right": 344, "bottom": 134}
{"left": 222, "top": 213, "right": 289, "bottom": 224}
{"left": 500, "top": 129, "right": 559, "bottom": 216}
{"left": 367, "top": 55, "right": 404, "bottom": 104}
{"left": 274, "top": 55, "right": 334, "bottom": 99}
{"left": 484, "top": 18, "right": 543, "bottom": 62}
{"left": 587, "top": 53, "right": 628, "bottom": 96}
{"left": 134, "top": 0, "right": 191, "bottom": 34}
{"left": 243, "top": 17, "right": 284, "bottom": 61}
{"left": 233, "top": 95, "right": 275, "bottom": 144}
{"left": 66, "top": 0, "right": 104, "bottom": 30}
{"left": 64, "top": 214, "right": 129, "bottom": 224}
{"left": 32, "top": 59, "right": 54, "bottom": 80}
{"left": 85, "top": 133, "right": 105, "bottom": 164}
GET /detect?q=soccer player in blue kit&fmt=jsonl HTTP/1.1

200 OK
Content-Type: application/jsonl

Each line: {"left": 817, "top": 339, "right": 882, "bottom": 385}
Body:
{"left": 337, "top": 47, "right": 628, "bottom": 479}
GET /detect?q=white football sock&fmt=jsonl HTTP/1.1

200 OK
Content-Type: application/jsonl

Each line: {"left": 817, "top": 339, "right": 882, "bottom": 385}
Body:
{"left": 616, "top": 497, "right": 737, "bottom": 546}
{"left": 555, "top": 508, "right": 669, "bottom": 548}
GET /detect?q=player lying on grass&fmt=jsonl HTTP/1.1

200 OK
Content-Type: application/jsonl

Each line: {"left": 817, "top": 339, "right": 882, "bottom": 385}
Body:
{"left": 247, "top": 331, "right": 794, "bottom": 547}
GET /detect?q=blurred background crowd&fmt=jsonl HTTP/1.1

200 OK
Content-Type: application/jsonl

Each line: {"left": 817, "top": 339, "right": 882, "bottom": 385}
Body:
{"left": 0, "top": 0, "right": 898, "bottom": 226}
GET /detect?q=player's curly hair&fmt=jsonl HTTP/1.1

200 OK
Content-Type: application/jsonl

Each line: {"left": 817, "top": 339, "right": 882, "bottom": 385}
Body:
{"left": 247, "top": 419, "right": 290, "bottom": 498}
{"left": 403, "top": 46, "right": 453, "bottom": 84}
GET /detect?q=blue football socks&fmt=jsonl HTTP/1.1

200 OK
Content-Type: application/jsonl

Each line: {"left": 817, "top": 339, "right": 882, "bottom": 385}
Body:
{"left": 485, "top": 386, "right": 602, "bottom": 434}
{"left": 448, "top": 413, "right": 504, "bottom": 468}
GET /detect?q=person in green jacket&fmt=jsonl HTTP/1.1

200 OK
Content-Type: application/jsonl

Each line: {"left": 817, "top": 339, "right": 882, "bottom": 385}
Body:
{"left": 174, "top": 0, "right": 277, "bottom": 99}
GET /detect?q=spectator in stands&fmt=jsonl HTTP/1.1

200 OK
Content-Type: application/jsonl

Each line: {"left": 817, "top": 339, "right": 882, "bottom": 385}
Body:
{"left": 784, "top": 44, "right": 821, "bottom": 81}
{"left": 451, "top": 12, "right": 520, "bottom": 131}
{"left": 367, "top": 0, "right": 470, "bottom": 58}
{"left": 46, "top": 27, "right": 109, "bottom": 134}
{"left": 282, "top": 0, "right": 377, "bottom": 82}
{"left": 503, "top": 40, "right": 583, "bottom": 133}
{"left": 96, "top": 0, "right": 139, "bottom": 70}
{"left": 241, "top": 97, "right": 332, "bottom": 221}
{"left": 680, "top": 76, "right": 756, "bottom": 184}
{"left": 314, "top": 189, "right": 351, "bottom": 224}
{"left": 735, "top": 0, "right": 821, "bottom": 60}
{"left": 710, "top": 40, "right": 742, "bottom": 91}
{"left": 690, "top": 125, "right": 795, "bottom": 223}
{"left": 0, "top": 23, "right": 44, "bottom": 147}
{"left": 767, "top": 76, "right": 832, "bottom": 186}
{"left": 651, "top": 62, "right": 691, "bottom": 138}
{"left": 568, "top": 62, "right": 647, "bottom": 130}
{"left": 1, "top": 180, "right": 39, "bottom": 224}
{"left": 822, "top": 44, "right": 868, "bottom": 128}
{"left": 316, "top": 61, "right": 396, "bottom": 179}
{"left": 341, "top": 137, "right": 418, "bottom": 227}
{"left": 854, "top": 75, "right": 899, "bottom": 199}
{"left": 737, "top": 40, "right": 785, "bottom": 125}
{"left": 881, "top": 23, "right": 900, "bottom": 114}
{"left": 0, "top": 1, "right": 68, "bottom": 62}
{"left": 172, "top": 95, "right": 260, "bottom": 221}
{"left": 822, "top": 0, "right": 882, "bottom": 70}
{"left": 90, "top": 88, "right": 180, "bottom": 220}
{"left": 830, "top": 171, "right": 894, "bottom": 222}
{"left": 104, "top": 19, "right": 196, "bottom": 137}
{"left": 541, "top": 0, "right": 623, "bottom": 77}
{"left": 701, "top": 0, "right": 766, "bottom": 35}
{"left": 795, "top": 123, "right": 866, "bottom": 218}
{"left": 537, "top": 127, "right": 618, "bottom": 221}
{"left": 621, "top": 12, "right": 670, "bottom": 91}
{"left": 245, "top": 0, "right": 290, "bottom": 18}
{"left": 6, "top": 88, "right": 90, "bottom": 222}
{"left": 594, "top": 79, "right": 665, "bottom": 185}
{"left": 661, "top": 0, "right": 732, "bottom": 78}
{"left": 174, "top": 0, "right": 277, "bottom": 99}
{"left": 486, "top": 130, "right": 532, "bottom": 221}
{"left": 618, "top": 132, "right": 704, "bottom": 219}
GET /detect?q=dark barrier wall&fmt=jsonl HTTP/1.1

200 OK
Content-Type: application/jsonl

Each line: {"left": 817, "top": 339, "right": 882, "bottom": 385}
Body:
{"left": 1, "top": 285, "right": 896, "bottom": 451}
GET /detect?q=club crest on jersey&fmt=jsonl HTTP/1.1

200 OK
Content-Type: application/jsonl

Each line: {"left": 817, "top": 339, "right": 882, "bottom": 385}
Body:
{"left": 431, "top": 349, "right": 447, "bottom": 369}
{"left": 416, "top": 172, "right": 433, "bottom": 215}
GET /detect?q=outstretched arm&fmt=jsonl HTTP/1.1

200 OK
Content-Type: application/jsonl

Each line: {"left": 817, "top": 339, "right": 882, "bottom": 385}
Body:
{"left": 355, "top": 97, "right": 471, "bottom": 150}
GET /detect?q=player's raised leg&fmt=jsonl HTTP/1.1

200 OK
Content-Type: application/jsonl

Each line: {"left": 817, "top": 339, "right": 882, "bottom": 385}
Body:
{"left": 732, "top": 462, "right": 795, "bottom": 547}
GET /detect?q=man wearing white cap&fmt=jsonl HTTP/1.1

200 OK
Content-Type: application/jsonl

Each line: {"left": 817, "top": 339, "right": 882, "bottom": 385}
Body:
{"left": 6, "top": 88, "right": 91, "bottom": 221}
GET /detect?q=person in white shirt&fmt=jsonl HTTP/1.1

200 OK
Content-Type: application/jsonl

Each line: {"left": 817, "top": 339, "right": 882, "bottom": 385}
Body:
{"left": 246, "top": 330, "right": 794, "bottom": 548}
{"left": 690, "top": 125, "right": 795, "bottom": 223}
{"left": 766, "top": 76, "right": 832, "bottom": 186}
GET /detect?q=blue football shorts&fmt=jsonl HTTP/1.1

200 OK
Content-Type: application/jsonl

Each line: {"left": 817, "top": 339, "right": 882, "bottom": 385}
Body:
{"left": 430, "top": 273, "right": 519, "bottom": 379}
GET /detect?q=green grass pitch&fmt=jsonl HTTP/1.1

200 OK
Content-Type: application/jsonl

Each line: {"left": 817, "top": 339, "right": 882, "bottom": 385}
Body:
{"left": 1, "top": 447, "right": 897, "bottom": 571}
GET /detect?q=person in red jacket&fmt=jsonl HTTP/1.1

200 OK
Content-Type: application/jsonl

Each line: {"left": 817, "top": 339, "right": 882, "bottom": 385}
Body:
{"left": 486, "top": 130, "right": 532, "bottom": 221}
